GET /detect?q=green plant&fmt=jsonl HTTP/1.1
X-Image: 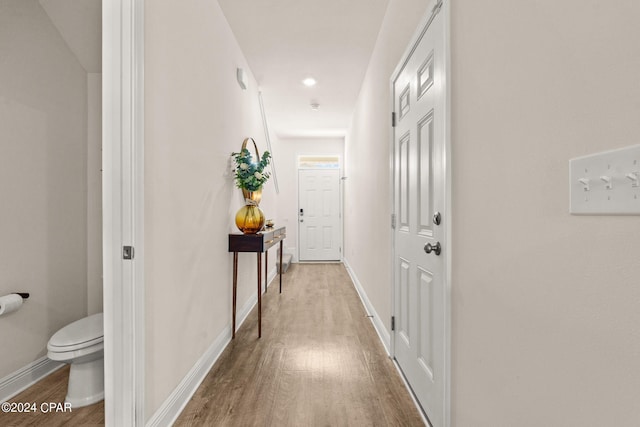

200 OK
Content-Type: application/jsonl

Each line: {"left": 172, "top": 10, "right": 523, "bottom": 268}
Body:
{"left": 231, "top": 148, "right": 271, "bottom": 191}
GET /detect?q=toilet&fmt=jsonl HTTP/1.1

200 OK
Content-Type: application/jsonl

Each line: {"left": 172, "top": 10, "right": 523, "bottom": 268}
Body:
{"left": 47, "top": 312, "right": 104, "bottom": 407}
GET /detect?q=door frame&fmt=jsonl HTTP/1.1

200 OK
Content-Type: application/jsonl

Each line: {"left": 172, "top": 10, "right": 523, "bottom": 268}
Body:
{"left": 389, "top": 0, "right": 451, "bottom": 424}
{"left": 103, "top": 0, "right": 145, "bottom": 425}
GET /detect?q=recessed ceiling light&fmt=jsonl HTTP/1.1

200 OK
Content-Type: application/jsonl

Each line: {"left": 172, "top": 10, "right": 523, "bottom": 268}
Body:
{"left": 302, "top": 77, "right": 317, "bottom": 87}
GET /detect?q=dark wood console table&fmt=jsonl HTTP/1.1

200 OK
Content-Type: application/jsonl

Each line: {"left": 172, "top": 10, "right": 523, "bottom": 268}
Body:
{"left": 228, "top": 226, "right": 286, "bottom": 339}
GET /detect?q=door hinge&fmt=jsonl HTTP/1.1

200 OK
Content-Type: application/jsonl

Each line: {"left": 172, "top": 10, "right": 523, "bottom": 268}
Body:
{"left": 391, "top": 112, "right": 397, "bottom": 127}
{"left": 123, "top": 246, "right": 134, "bottom": 260}
{"left": 391, "top": 214, "right": 396, "bottom": 229}
{"left": 391, "top": 316, "right": 395, "bottom": 331}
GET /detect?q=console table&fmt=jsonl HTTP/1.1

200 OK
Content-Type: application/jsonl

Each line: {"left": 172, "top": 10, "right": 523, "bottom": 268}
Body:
{"left": 228, "top": 226, "right": 286, "bottom": 338}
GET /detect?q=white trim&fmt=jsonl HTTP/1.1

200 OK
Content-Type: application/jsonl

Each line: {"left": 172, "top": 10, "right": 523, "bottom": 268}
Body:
{"left": 343, "top": 258, "right": 391, "bottom": 354}
{"left": 145, "top": 323, "right": 231, "bottom": 427}
{"left": 342, "top": 259, "right": 431, "bottom": 426}
{"left": 0, "top": 358, "right": 64, "bottom": 403}
{"left": 286, "top": 246, "right": 298, "bottom": 263}
{"left": 389, "top": 1, "right": 451, "bottom": 426}
{"left": 388, "top": 48, "right": 397, "bottom": 361}
{"left": 392, "top": 360, "right": 432, "bottom": 427}
{"left": 442, "top": 2, "right": 452, "bottom": 424}
{"left": 265, "top": 266, "right": 278, "bottom": 291}
{"left": 146, "top": 271, "right": 278, "bottom": 426}
{"left": 132, "top": 0, "right": 146, "bottom": 423}
{"left": 235, "top": 267, "right": 278, "bottom": 328}
{"left": 237, "top": 291, "right": 257, "bottom": 328}
{"left": 103, "top": 0, "right": 145, "bottom": 425}
{"left": 391, "top": 0, "right": 444, "bottom": 80}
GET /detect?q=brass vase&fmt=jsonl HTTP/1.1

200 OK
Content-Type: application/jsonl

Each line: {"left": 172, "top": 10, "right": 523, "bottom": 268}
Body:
{"left": 242, "top": 188, "right": 262, "bottom": 205}
{"left": 235, "top": 188, "right": 265, "bottom": 234}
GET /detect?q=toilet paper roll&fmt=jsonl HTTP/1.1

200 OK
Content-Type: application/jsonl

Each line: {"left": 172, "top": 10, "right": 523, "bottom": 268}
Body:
{"left": 0, "top": 294, "right": 23, "bottom": 317}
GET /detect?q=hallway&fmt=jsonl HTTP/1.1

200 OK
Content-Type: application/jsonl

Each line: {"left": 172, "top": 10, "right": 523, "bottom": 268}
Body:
{"left": 174, "top": 263, "right": 425, "bottom": 426}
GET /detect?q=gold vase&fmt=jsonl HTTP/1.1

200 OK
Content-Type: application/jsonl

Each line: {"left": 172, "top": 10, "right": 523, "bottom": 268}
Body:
{"left": 235, "top": 188, "right": 265, "bottom": 234}
{"left": 242, "top": 188, "right": 262, "bottom": 205}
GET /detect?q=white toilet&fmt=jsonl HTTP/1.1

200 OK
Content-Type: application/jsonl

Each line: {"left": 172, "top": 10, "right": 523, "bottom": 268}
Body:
{"left": 47, "top": 312, "right": 104, "bottom": 407}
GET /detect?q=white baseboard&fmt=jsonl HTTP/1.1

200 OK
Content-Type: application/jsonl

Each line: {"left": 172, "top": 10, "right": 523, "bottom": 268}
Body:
{"left": 287, "top": 246, "right": 298, "bottom": 263}
{"left": 343, "top": 260, "right": 430, "bottom": 426}
{"left": 392, "top": 359, "right": 431, "bottom": 427}
{"left": 0, "top": 357, "right": 64, "bottom": 403}
{"left": 145, "top": 321, "right": 231, "bottom": 427}
{"left": 343, "top": 258, "right": 391, "bottom": 354}
{"left": 147, "top": 270, "right": 279, "bottom": 426}
{"left": 265, "top": 266, "right": 278, "bottom": 291}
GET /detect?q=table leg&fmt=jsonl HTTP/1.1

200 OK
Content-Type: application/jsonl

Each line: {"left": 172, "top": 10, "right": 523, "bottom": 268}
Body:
{"left": 232, "top": 252, "right": 238, "bottom": 339}
{"left": 257, "top": 253, "right": 262, "bottom": 338}
{"left": 279, "top": 240, "right": 283, "bottom": 293}
{"left": 265, "top": 250, "right": 268, "bottom": 293}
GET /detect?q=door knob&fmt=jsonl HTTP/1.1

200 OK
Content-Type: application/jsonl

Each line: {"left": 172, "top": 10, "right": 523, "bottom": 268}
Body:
{"left": 424, "top": 242, "right": 441, "bottom": 256}
{"left": 433, "top": 211, "right": 441, "bottom": 226}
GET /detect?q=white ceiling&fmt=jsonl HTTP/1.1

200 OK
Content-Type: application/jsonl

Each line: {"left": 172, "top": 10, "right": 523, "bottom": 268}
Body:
{"left": 39, "top": 0, "right": 101, "bottom": 73}
{"left": 35, "top": 0, "right": 387, "bottom": 137}
{"left": 218, "top": 0, "right": 390, "bottom": 139}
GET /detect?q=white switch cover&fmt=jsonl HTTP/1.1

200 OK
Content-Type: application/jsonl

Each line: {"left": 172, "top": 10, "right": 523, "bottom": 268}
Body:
{"left": 570, "top": 144, "right": 640, "bottom": 215}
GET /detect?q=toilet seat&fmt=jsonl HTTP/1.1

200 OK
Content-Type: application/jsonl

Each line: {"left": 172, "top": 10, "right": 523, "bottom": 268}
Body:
{"left": 48, "top": 313, "right": 103, "bottom": 353}
{"left": 47, "top": 312, "right": 105, "bottom": 407}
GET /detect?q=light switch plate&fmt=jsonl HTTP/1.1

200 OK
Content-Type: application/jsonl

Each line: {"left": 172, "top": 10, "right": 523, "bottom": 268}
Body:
{"left": 570, "top": 144, "right": 640, "bottom": 215}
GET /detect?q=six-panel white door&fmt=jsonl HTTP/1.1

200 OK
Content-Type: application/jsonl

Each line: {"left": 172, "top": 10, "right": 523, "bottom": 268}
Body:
{"left": 298, "top": 169, "right": 341, "bottom": 261}
{"left": 392, "top": 3, "right": 447, "bottom": 426}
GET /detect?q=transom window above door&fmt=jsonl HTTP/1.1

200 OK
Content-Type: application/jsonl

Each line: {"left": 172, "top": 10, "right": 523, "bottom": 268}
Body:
{"left": 298, "top": 155, "right": 340, "bottom": 169}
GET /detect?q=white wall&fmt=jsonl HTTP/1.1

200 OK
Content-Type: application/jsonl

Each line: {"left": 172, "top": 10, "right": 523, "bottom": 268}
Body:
{"left": 344, "top": 0, "right": 431, "bottom": 345}
{"left": 87, "top": 73, "right": 102, "bottom": 315}
{"left": 346, "top": 0, "right": 640, "bottom": 425}
{"left": 0, "top": 0, "right": 88, "bottom": 378}
{"left": 270, "top": 137, "right": 344, "bottom": 261}
{"left": 144, "top": 0, "right": 277, "bottom": 417}
{"left": 449, "top": 1, "right": 640, "bottom": 425}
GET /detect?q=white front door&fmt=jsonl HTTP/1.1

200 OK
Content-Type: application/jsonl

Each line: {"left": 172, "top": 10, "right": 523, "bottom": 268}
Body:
{"left": 392, "top": 1, "right": 449, "bottom": 426}
{"left": 298, "top": 169, "right": 341, "bottom": 261}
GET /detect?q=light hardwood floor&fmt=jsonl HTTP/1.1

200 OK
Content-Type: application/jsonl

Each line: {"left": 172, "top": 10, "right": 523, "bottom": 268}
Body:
{"left": 0, "top": 263, "right": 424, "bottom": 426}
{"left": 175, "top": 263, "right": 425, "bottom": 426}
{"left": 0, "top": 365, "right": 104, "bottom": 426}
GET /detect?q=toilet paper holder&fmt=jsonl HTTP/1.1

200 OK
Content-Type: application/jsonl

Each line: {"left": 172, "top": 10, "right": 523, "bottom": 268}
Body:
{"left": 15, "top": 292, "right": 29, "bottom": 299}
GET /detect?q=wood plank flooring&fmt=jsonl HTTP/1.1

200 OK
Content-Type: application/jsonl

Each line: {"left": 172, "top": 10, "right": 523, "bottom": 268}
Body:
{"left": 175, "top": 263, "right": 425, "bottom": 427}
{"left": 0, "top": 366, "right": 104, "bottom": 426}
{"left": 0, "top": 263, "right": 424, "bottom": 426}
